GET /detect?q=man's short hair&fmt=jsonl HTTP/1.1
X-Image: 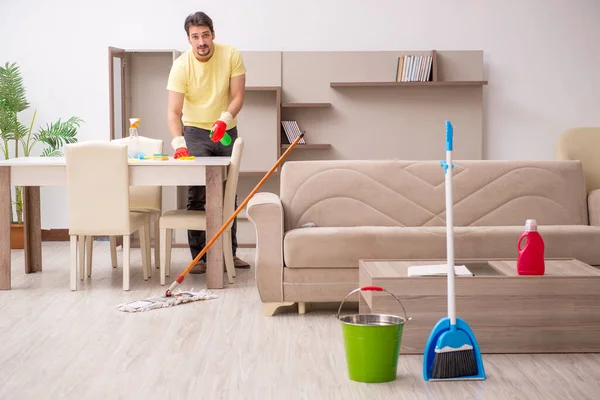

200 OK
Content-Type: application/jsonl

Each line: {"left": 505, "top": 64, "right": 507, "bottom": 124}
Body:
{"left": 185, "top": 12, "right": 214, "bottom": 35}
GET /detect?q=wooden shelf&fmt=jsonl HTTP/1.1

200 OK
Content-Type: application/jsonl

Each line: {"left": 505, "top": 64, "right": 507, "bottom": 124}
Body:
{"left": 124, "top": 49, "right": 179, "bottom": 53}
{"left": 330, "top": 81, "right": 488, "bottom": 87}
{"left": 281, "top": 102, "right": 332, "bottom": 108}
{"left": 281, "top": 144, "right": 332, "bottom": 150}
{"left": 246, "top": 86, "right": 281, "bottom": 91}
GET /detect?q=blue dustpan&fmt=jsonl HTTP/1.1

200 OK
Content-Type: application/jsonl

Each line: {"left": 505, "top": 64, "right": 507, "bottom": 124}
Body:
{"left": 423, "top": 317, "right": 486, "bottom": 381}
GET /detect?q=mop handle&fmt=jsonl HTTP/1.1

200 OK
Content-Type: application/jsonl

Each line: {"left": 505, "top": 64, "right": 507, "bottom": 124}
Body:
{"left": 166, "top": 133, "right": 305, "bottom": 296}
{"left": 442, "top": 121, "right": 456, "bottom": 326}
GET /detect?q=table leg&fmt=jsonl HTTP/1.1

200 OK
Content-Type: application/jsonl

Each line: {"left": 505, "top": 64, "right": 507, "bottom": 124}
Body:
{"left": 205, "top": 166, "right": 224, "bottom": 289}
{"left": 23, "top": 186, "right": 42, "bottom": 273}
{"left": 0, "top": 166, "right": 11, "bottom": 290}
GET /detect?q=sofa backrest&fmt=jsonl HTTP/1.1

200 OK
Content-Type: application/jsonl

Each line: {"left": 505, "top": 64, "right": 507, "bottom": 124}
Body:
{"left": 279, "top": 159, "right": 589, "bottom": 231}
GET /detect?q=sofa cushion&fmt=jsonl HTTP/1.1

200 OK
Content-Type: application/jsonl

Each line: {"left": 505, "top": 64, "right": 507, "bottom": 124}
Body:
{"left": 283, "top": 225, "right": 600, "bottom": 268}
{"left": 280, "top": 160, "right": 589, "bottom": 231}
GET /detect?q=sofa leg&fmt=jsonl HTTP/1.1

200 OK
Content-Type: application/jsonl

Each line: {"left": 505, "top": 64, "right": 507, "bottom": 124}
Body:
{"left": 264, "top": 302, "right": 295, "bottom": 316}
{"left": 298, "top": 302, "right": 306, "bottom": 315}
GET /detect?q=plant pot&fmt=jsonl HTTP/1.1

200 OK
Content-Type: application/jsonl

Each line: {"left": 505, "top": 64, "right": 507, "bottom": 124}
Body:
{"left": 10, "top": 224, "right": 24, "bottom": 249}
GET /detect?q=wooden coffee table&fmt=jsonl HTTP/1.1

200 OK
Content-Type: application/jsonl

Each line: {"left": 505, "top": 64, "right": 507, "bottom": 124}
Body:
{"left": 358, "top": 258, "right": 600, "bottom": 354}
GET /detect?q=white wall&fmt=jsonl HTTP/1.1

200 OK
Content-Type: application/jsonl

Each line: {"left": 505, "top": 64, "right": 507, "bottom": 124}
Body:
{"left": 1, "top": 0, "right": 599, "bottom": 228}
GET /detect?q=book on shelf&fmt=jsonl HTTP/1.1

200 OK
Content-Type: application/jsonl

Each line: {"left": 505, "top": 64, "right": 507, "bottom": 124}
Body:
{"left": 281, "top": 121, "right": 306, "bottom": 144}
{"left": 395, "top": 55, "right": 433, "bottom": 82}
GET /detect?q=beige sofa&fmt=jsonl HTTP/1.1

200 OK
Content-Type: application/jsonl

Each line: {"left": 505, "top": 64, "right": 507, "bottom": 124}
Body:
{"left": 247, "top": 159, "right": 600, "bottom": 315}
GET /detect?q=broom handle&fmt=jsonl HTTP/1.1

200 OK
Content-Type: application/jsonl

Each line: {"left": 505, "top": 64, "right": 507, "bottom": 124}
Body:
{"left": 444, "top": 122, "right": 456, "bottom": 326}
{"left": 445, "top": 148, "right": 456, "bottom": 325}
{"left": 167, "top": 133, "right": 304, "bottom": 293}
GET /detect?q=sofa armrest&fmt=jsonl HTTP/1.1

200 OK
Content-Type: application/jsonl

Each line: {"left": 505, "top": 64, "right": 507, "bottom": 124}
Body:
{"left": 588, "top": 189, "right": 600, "bottom": 226}
{"left": 247, "top": 192, "right": 284, "bottom": 302}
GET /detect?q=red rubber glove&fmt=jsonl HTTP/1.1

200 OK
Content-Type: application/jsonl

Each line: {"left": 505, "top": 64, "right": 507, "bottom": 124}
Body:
{"left": 174, "top": 147, "right": 189, "bottom": 159}
{"left": 209, "top": 111, "right": 233, "bottom": 143}
{"left": 171, "top": 136, "right": 189, "bottom": 159}
{"left": 210, "top": 120, "right": 227, "bottom": 142}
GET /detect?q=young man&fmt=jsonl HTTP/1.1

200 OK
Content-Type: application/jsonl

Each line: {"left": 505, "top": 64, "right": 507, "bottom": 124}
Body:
{"left": 166, "top": 11, "right": 250, "bottom": 273}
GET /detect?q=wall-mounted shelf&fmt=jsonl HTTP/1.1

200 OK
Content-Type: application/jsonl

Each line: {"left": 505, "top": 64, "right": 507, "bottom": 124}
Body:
{"left": 281, "top": 102, "right": 332, "bottom": 108}
{"left": 281, "top": 143, "right": 331, "bottom": 150}
{"left": 330, "top": 81, "right": 487, "bottom": 87}
{"left": 246, "top": 86, "right": 281, "bottom": 91}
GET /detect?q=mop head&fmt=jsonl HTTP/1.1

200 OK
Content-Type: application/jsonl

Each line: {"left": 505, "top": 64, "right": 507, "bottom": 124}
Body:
{"left": 116, "top": 289, "right": 218, "bottom": 313}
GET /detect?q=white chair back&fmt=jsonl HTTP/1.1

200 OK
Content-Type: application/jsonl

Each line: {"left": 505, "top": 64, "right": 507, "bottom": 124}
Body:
{"left": 112, "top": 136, "right": 164, "bottom": 211}
{"left": 223, "top": 138, "right": 244, "bottom": 224}
{"left": 65, "top": 141, "right": 131, "bottom": 235}
{"left": 555, "top": 127, "right": 600, "bottom": 193}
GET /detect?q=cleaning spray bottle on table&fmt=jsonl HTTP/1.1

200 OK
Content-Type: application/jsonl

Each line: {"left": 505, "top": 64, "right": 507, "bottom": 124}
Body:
{"left": 128, "top": 117, "right": 142, "bottom": 159}
{"left": 517, "top": 219, "right": 545, "bottom": 275}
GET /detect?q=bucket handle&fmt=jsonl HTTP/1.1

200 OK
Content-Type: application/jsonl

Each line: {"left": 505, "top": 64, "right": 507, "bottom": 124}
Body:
{"left": 335, "top": 286, "right": 411, "bottom": 322}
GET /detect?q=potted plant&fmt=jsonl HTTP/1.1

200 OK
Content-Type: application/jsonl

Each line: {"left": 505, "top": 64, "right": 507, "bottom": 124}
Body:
{"left": 0, "top": 62, "right": 83, "bottom": 248}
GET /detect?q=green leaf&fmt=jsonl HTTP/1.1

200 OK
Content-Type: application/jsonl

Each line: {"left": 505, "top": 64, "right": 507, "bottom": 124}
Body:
{"left": 0, "top": 62, "right": 29, "bottom": 141}
{"left": 15, "top": 121, "right": 28, "bottom": 140}
{"left": 40, "top": 147, "right": 63, "bottom": 157}
{"left": 0, "top": 62, "right": 29, "bottom": 114}
{"left": 0, "top": 101, "right": 20, "bottom": 139}
{"left": 37, "top": 116, "right": 83, "bottom": 157}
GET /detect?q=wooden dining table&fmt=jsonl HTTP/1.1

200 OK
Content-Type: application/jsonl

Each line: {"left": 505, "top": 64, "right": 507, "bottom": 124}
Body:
{"left": 0, "top": 156, "right": 230, "bottom": 290}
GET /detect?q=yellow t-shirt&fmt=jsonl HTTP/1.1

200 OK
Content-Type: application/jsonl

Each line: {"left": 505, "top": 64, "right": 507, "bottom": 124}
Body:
{"left": 167, "top": 42, "right": 246, "bottom": 130}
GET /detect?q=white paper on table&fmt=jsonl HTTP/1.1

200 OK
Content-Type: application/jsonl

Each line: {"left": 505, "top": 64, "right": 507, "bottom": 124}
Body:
{"left": 407, "top": 264, "right": 473, "bottom": 277}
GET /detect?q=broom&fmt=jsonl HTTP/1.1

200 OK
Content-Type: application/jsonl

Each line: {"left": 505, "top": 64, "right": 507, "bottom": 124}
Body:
{"left": 117, "top": 133, "right": 304, "bottom": 312}
{"left": 422, "top": 121, "right": 486, "bottom": 381}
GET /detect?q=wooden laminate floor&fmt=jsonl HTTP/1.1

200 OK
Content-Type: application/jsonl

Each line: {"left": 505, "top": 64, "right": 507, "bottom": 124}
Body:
{"left": 1, "top": 242, "right": 599, "bottom": 399}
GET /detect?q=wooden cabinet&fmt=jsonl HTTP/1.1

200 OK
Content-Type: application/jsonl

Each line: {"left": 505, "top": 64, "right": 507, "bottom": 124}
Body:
{"left": 108, "top": 47, "right": 488, "bottom": 246}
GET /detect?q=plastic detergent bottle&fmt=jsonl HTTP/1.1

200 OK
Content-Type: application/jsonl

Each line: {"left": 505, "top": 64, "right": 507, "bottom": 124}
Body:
{"left": 128, "top": 118, "right": 141, "bottom": 159}
{"left": 517, "top": 219, "right": 545, "bottom": 275}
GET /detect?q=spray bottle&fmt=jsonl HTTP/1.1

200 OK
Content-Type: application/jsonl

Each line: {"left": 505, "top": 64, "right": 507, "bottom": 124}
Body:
{"left": 209, "top": 125, "right": 232, "bottom": 146}
{"left": 129, "top": 118, "right": 141, "bottom": 159}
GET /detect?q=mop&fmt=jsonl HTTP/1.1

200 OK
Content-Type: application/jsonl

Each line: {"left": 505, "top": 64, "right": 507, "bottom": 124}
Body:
{"left": 117, "top": 133, "right": 305, "bottom": 313}
{"left": 422, "top": 121, "right": 486, "bottom": 381}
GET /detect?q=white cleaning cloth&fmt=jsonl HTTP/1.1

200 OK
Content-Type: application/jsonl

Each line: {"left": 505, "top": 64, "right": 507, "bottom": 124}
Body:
{"left": 407, "top": 264, "right": 473, "bottom": 277}
{"left": 117, "top": 289, "right": 218, "bottom": 313}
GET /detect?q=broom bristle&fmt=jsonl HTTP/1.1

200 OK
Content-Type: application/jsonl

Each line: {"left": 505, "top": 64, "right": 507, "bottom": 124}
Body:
{"left": 431, "top": 348, "right": 478, "bottom": 379}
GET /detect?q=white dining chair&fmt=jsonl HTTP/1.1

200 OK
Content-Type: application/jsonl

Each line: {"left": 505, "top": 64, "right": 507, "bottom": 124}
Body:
{"left": 110, "top": 136, "right": 164, "bottom": 270}
{"left": 65, "top": 141, "right": 151, "bottom": 291}
{"left": 158, "top": 137, "right": 244, "bottom": 285}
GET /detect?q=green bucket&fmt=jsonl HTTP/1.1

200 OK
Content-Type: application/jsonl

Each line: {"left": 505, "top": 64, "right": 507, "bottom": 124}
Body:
{"left": 336, "top": 286, "right": 411, "bottom": 383}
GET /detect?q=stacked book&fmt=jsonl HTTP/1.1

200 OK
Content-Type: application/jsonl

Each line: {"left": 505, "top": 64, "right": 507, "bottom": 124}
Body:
{"left": 396, "top": 55, "right": 433, "bottom": 82}
{"left": 281, "top": 121, "right": 306, "bottom": 144}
